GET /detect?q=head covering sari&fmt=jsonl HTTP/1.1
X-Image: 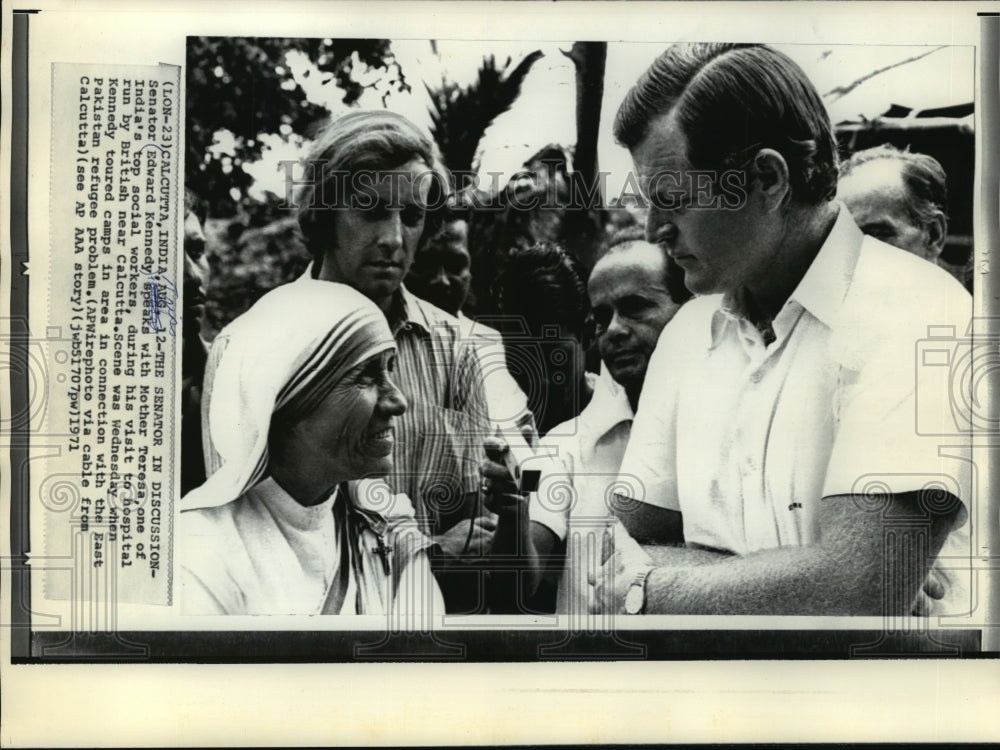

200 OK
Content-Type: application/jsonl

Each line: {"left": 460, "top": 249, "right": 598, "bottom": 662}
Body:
{"left": 183, "top": 279, "right": 395, "bottom": 511}
{"left": 180, "top": 280, "right": 436, "bottom": 616}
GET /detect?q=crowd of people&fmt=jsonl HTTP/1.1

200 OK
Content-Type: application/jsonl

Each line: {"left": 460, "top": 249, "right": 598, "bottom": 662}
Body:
{"left": 178, "top": 42, "right": 972, "bottom": 619}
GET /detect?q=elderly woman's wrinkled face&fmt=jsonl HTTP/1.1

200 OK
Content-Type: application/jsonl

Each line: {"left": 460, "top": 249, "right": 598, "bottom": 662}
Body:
{"left": 289, "top": 350, "right": 408, "bottom": 481}
{"left": 325, "top": 159, "right": 431, "bottom": 309}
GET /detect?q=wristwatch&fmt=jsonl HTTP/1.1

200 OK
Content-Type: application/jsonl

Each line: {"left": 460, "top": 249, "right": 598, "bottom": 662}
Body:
{"left": 623, "top": 566, "right": 654, "bottom": 615}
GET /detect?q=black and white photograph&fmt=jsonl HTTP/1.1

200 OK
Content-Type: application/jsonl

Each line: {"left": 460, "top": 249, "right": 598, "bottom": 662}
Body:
{"left": 3, "top": 1, "right": 999, "bottom": 745}
{"left": 177, "top": 35, "right": 982, "bottom": 628}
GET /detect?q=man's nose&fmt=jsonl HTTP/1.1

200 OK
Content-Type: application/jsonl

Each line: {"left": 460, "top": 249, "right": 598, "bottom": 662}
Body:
{"left": 377, "top": 212, "right": 404, "bottom": 252}
{"left": 184, "top": 251, "right": 207, "bottom": 288}
{"left": 428, "top": 265, "right": 449, "bottom": 287}
{"left": 184, "top": 214, "right": 207, "bottom": 253}
{"left": 606, "top": 310, "right": 630, "bottom": 341}
{"left": 646, "top": 212, "right": 678, "bottom": 246}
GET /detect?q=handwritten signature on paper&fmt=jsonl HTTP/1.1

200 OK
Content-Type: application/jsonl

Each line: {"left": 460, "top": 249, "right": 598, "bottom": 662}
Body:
{"left": 139, "top": 268, "right": 179, "bottom": 336}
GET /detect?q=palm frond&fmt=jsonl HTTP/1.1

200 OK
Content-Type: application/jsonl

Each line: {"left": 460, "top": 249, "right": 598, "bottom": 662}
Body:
{"left": 426, "top": 51, "right": 544, "bottom": 188}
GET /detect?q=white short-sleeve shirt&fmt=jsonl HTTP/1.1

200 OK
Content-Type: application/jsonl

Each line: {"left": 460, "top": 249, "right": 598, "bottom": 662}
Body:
{"left": 529, "top": 368, "right": 650, "bottom": 614}
{"left": 456, "top": 313, "right": 533, "bottom": 432}
{"left": 617, "top": 206, "right": 973, "bottom": 559}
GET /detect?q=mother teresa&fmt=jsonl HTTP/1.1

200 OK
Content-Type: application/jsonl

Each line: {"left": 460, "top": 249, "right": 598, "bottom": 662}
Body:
{"left": 180, "top": 280, "right": 443, "bottom": 616}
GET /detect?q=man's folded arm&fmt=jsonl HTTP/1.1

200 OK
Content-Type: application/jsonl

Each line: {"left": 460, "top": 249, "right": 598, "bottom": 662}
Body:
{"left": 640, "top": 489, "right": 961, "bottom": 615}
{"left": 642, "top": 543, "right": 732, "bottom": 567}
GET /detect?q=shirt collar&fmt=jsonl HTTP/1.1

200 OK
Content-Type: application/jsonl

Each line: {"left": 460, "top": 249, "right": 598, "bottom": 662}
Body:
{"left": 788, "top": 203, "right": 862, "bottom": 330}
{"left": 298, "top": 263, "right": 431, "bottom": 337}
{"left": 391, "top": 285, "right": 432, "bottom": 336}
{"left": 579, "top": 366, "right": 634, "bottom": 439}
{"left": 709, "top": 203, "right": 862, "bottom": 347}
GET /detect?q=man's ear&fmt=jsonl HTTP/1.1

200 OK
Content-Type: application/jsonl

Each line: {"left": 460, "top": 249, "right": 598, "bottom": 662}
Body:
{"left": 750, "top": 148, "right": 791, "bottom": 212}
{"left": 924, "top": 210, "right": 947, "bottom": 262}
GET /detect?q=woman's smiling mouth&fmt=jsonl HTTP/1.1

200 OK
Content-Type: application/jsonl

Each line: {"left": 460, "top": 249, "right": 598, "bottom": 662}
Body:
{"left": 362, "top": 426, "right": 395, "bottom": 455}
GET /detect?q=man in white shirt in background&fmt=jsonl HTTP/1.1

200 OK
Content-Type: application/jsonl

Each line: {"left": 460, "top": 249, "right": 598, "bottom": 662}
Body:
{"left": 523, "top": 228, "right": 692, "bottom": 614}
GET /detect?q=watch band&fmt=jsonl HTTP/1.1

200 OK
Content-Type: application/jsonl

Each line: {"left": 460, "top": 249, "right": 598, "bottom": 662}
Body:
{"left": 624, "top": 565, "right": 654, "bottom": 615}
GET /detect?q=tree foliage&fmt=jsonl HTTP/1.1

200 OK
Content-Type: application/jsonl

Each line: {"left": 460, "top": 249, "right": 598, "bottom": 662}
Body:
{"left": 425, "top": 52, "right": 543, "bottom": 189}
{"left": 186, "top": 37, "right": 408, "bottom": 218}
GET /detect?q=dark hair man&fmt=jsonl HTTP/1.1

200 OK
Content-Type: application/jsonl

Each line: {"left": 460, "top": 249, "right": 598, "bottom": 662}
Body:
{"left": 405, "top": 203, "right": 472, "bottom": 318}
{"left": 837, "top": 144, "right": 949, "bottom": 264}
{"left": 495, "top": 242, "right": 595, "bottom": 437}
{"left": 592, "top": 43, "right": 971, "bottom": 616}
{"left": 406, "top": 202, "right": 535, "bottom": 439}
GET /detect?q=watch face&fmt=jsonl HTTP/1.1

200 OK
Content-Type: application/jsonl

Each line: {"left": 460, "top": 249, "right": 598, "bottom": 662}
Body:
{"left": 624, "top": 584, "right": 644, "bottom": 615}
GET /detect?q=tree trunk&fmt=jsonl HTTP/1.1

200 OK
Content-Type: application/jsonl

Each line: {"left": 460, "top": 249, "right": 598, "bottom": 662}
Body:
{"left": 563, "top": 41, "right": 608, "bottom": 271}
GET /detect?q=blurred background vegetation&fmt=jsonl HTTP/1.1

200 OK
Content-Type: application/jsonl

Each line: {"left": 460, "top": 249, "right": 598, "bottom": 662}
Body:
{"left": 187, "top": 38, "right": 974, "bottom": 336}
{"left": 187, "top": 38, "right": 411, "bottom": 336}
{"left": 187, "top": 37, "right": 611, "bottom": 334}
